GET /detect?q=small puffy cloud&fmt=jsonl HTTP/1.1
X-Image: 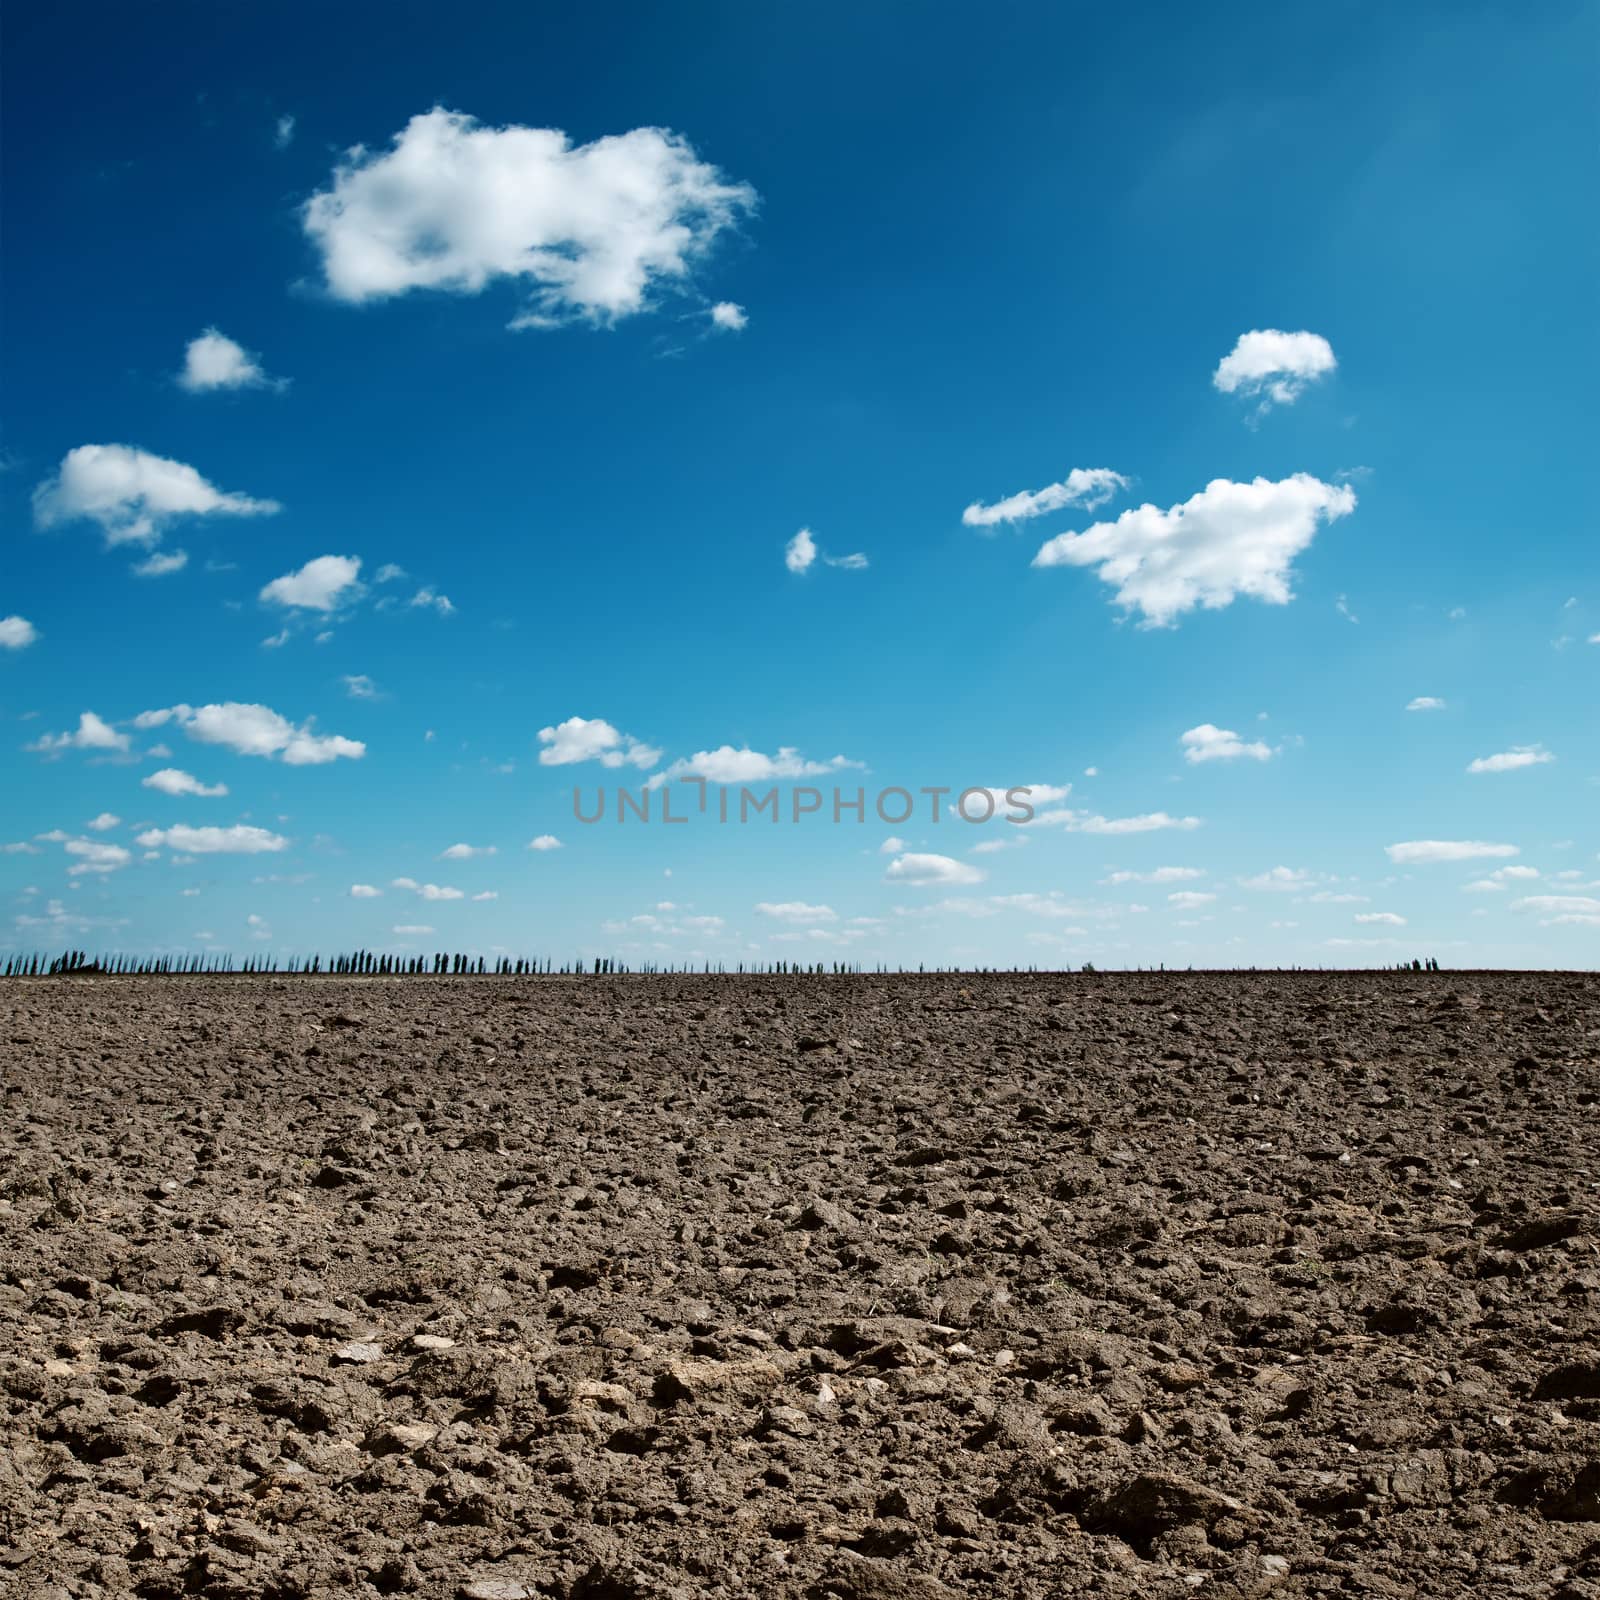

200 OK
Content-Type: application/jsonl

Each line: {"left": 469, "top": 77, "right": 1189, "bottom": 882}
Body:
{"left": 179, "top": 328, "right": 284, "bottom": 393}
{"left": 0, "top": 615, "right": 38, "bottom": 650}
{"left": 375, "top": 563, "right": 407, "bottom": 584}
{"left": 710, "top": 301, "right": 747, "bottom": 331}
{"left": 1386, "top": 840, "right": 1518, "bottom": 864}
{"left": 1033, "top": 474, "right": 1355, "bottom": 628}
{"left": 343, "top": 674, "right": 379, "bottom": 700}
{"left": 136, "top": 824, "right": 288, "bottom": 854}
{"left": 64, "top": 838, "right": 132, "bottom": 875}
{"left": 785, "top": 528, "right": 816, "bottom": 574}
{"left": 1239, "top": 866, "right": 1313, "bottom": 892}
{"left": 33, "top": 444, "right": 279, "bottom": 548}
{"left": 1181, "top": 724, "right": 1272, "bottom": 764}
{"left": 1167, "top": 890, "right": 1216, "bottom": 910}
{"left": 86, "top": 812, "right": 120, "bottom": 832}
{"left": 1102, "top": 866, "right": 1203, "bottom": 885}
{"left": 1213, "top": 329, "right": 1336, "bottom": 411}
{"left": 441, "top": 843, "right": 496, "bottom": 859}
{"left": 1355, "top": 911, "right": 1407, "bottom": 926}
{"left": 137, "top": 702, "right": 365, "bottom": 765}
{"left": 755, "top": 901, "right": 837, "bottom": 924}
{"left": 528, "top": 835, "right": 563, "bottom": 851}
{"left": 408, "top": 586, "right": 455, "bottom": 615}
{"left": 143, "top": 767, "right": 228, "bottom": 798}
{"left": 349, "top": 883, "right": 382, "bottom": 898}
{"left": 884, "top": 852, "right": 985, "bottom": 887}
{"left": 260, "top": 555, "right": 363, "bottom": 612}
{"left": 963, "top": 467, "right": 1128, "bottom": 529}
{"left": 301, "top": 108, "right": 756, "bottom": 327}
{"left": 879, "top": 836, "right": 907, "bottom": 854}
{"left": 28, "top": 711, "right": 130, "bottom": 754}
{"left": 657, "top": 746, "right": 861, "bottom": 784}
{"left": 133, "top": 549, "right": 188, "bottom": 577}
{"left": 537, "top": 716, "right": 660, "bottom": 769}
{"left": 1406, "top": 696, "right": 1446, "bottom": 712}
{"left": 1467, "top": 745, "right": 1554, "bottom": 774}
{"left": 392, "top": 877, "right": 464, "bottom": 901}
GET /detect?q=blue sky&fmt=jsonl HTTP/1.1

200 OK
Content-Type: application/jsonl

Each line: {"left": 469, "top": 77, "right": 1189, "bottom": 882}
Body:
{"left": 4, "top": 0, "right": 1596, "bottom": 969}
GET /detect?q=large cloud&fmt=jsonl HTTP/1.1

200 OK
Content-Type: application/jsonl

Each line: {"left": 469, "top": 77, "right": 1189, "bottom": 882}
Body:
{"left": 32, "top": 444, "right": 279, "bottom": 548}
{"left": 1032, "top": 474, "right": 1355, "bottom": 627}
{"left": 302, "top": 109, "right": 756, "bottom": 327}
{"left": 1385, "top": 840, "right": 1518, "bottom": 864}
{"left": 1213, "top": 329, "right": 1337, "bottom": 411}
{"left": 135, "top": 702, "right": 364, "bottom": 765}
{"left": 963, "top": 468, "right": 1128, "bottom": 529}
{"left": 136, "top": 824, "right": 288, "bottom": 854}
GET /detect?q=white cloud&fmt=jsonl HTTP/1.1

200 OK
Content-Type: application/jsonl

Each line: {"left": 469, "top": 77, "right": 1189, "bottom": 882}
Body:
{"left": 825, "top": 552, "right": 869, "bottom": 570}
{"left": 884, "top": 852, "right": 985, "bottom": 887}
{"left": 274, "top": 114, "right": 296, "bottom": 150}
{"left": 1181, "top": 723, "right": 1272, "bottom": 764}
{"left": 136, "top": 824, "right": 288, "bottom": 855}
{"left": 710, "top": 301, "right": 747, "bottom": 331}
{"left": 1355, "top": 912, "right": 1407, "bottom": 926}
{"left": 64, "top": 838, "right": 132, "bottom": 875}
{"left": 537, "top": 716, "right": 660, "bottom": 769}
{"left": 1495, "top": 865, "right": 1540, "bottom": 880}
{"left": 1590, "top": 633, "right": 1600, "bottom": 646}
{"left": 179, "top": 328, "right": 284, "bottom": 393}
{"left": 1102, "top": 866, "right": 1203, "bottom": 885}
{"left": 1032, "top": 808, "right": 1202, "bottom": 835}
{"left": 963, "top": 468, "right": 1128, "bottom": 529}
{"left": 0, "top": 615, "right": 38, "bottom": 650}
{"left": 343, "top": 674, "right": 379, "bottom": 700}
{"left": 1033, "top": 474, "right": 1355, "bottom": 628}
{"left": 86, "top": 812, "right": 120, "bottom": 832}
{"left": 375, "top": 563, "right": 407, "bottom": 584}
{"left": 879, "top": 836, "right": 908, "bottom": 854}
{"left": 408, "top": 586, "right": 455, "bottom": 615}
{"left": 471, "top": 891, "right": 498, "bottom": 902}
{"left": 1385, "top": 840, "right": 1519, "bottom": 864}
{"left": 528, "top": 835, "right": 563, "bottom": 851}
{"left": 785, "top": 528, "right": 816, "bottom": 574}
{"left": 1168, "top": 890, "right": 1216, "bottom": 910}
{"left": 392, "top": 878, "right": 464, "bottom": 901}
{"left": 1467, "top": 745, "right": 1554, "bottom": 774}
{"left": 1513, "top": 894, "right": 1600, "bottom": 924}
{"left": 441, "top": 843, "right": 497, "bottom": 859}
{"left": 1239, "top": 866, "right": 1313, "bottom": 892}
{"left": 32, "top": 444, "right": 279, "bottom": 548}
{"left": 656, "top": 746, "right": 861, "bottom": 784}
{"left": 350, "top": 884, "right": 382, "bottom": 898}
{"left": 142, "top": 767, "right": 228, "bottom": 798}
{"left": 393, "top": 924, "right": 435, "bottom": 936}
{"left": 1406, "top": 697, "right": 1446, "bottom": 712}
{"left": 260, "top": 555, "right": 363, "bottom": 612}
{"left": 755, "top": 901, "right": 837, "bottom": 924}
{"left": 137, "top": 702, "right": 365, "bottom": 765}
{"left": 1213, "top": 329, "right": 1336, "bottom": 411}
{"left": 133, "top": 549, "right": 188, "bottom": 577}
{"left": 28, "top": 711, "right": 130, "bottom": 754}
{"left": 302, "top": 108, "right": 756, "bottom": 327}
{"left": 1309, "top": 890, "right": 1369, "bottom": 904}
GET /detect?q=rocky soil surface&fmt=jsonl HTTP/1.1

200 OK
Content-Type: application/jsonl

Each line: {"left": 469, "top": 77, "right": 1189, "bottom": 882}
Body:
{"left": 2, "top": 971, "right": 1598, "bottom": 1598}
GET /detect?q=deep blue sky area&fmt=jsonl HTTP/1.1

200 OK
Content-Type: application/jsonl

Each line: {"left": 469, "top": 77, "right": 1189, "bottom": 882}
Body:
{"left": 3, "top": 0, "right": 1596, "bottom": 968}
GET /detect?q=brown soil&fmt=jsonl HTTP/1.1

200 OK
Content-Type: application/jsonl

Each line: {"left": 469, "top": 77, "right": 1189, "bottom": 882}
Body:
{"left": 2, "top": 972, "right": 1598, "bottom": 1599}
